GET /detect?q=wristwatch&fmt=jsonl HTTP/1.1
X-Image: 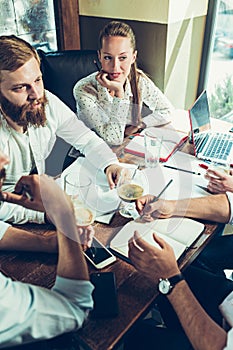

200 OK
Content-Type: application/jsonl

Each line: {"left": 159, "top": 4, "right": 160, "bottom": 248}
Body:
{"left": 158, "top": 273, "right": 184, "bottom": 295}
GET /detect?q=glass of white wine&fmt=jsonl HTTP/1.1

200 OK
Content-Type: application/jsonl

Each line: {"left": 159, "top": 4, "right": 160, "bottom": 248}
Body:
{"left": 117, "top": 167, "right": 145, "bottom": 218}
{"left": 64, "top": 172, "right": 96, "bottom": 226}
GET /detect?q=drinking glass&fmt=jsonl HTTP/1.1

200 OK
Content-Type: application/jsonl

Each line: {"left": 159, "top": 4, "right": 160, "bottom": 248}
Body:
{"left": 117, "top": 167, "right": 145, "bottom": 218}
{"left": 64, "top": 172, "right": 96, "bottom": 226}
{"left": 144, "top": 129, "right": 163, "bottom": 168}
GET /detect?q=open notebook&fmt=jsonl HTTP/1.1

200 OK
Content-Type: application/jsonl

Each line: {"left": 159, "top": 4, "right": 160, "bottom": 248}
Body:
{"left": 125, "top": 127, "right": 188, "bottom": 162}
{"left": 110, "top": 217, "right": 205, "bottom": 262}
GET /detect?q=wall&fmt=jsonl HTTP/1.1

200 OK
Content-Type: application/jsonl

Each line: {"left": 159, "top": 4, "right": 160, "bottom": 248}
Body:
{"left": 78, "top": 0, "right": 208, "bottom": 109}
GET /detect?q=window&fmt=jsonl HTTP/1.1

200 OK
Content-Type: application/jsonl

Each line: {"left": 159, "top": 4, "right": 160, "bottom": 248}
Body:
{"left": 0, "top": 0, "right": 57, "bottom": 52}
{"left": 206, "top": 0, "right": 233, "bottom": 122}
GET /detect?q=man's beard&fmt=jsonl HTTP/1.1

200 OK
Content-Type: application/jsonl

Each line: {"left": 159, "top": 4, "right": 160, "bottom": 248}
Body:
{"left": 0, "top": 93, "right": 48, "bottom": 128}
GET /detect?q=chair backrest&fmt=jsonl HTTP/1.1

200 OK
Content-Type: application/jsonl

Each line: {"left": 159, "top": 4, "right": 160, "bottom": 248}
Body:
{"left": 37, "top": 49, "right": 99, "bottom": 176}
{"left": 38, "top": 49, "right": 99, "bottom": 112}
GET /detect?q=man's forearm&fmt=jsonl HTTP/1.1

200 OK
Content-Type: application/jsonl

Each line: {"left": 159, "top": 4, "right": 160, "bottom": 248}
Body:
{"left": 56, "top": 230, "right": 89, "bottom": 281}
{"left": 168, "top": 281, "right": 227, "bottom": 350}
{"left": 0, "top": 227, "right": 57, "bottom": 252}
{"left": 172, "top": 194, "right": 230, "bottom": 223}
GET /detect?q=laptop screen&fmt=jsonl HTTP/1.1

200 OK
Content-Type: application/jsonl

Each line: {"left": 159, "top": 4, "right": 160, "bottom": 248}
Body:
{"left": 189, "top": 90, "right": 211, "bottom": 134}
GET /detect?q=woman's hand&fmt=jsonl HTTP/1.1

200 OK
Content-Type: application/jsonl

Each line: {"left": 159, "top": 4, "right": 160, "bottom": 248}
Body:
{"left": 96, "top": 71, "right": 124, "bottom": 98}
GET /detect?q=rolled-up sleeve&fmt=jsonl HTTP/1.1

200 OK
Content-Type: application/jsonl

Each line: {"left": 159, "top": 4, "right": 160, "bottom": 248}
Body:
{"left": 0, "top": 274, "right": 93, "bottom": 348}
{"left": 219, "top": 291, "right": 233, "bottom": 350}
{"left": 0, "top": 219, "right": 11, "bottom": 239}
{"left": 224, "top": 328, "right": 233, "bottom": 350}
{"left": 0, "top": 201, "right": 45, "bottom": 231}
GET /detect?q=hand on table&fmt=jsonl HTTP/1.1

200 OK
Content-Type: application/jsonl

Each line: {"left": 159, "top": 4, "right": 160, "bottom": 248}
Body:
{"left": 78, "top": 225, "right": 95, "bottom": 251}
{"left": 205, "top": 169, "right": 233, "bottom": 194}
{"left": 128, "top": 231, "right": 180, "bottom": 283}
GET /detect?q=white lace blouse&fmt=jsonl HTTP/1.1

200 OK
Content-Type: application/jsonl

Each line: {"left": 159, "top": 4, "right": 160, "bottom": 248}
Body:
{"left": 73, "top": 71, "right": 174, "bottom": 146}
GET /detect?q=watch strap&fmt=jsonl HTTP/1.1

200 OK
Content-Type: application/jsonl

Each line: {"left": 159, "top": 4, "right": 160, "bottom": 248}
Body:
{"left": 168, "top": 273, "right": 184, "bottom": 287}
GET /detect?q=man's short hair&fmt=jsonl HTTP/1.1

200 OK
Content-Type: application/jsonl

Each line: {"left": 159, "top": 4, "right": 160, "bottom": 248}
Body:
{"left": 0, "top": 35, "right": 40, "bottom": 83}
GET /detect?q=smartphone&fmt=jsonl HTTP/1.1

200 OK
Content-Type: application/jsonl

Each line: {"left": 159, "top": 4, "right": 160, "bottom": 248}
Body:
{"left": 90, "top": 272, "right": 119, "bottom": 318}
{"left": 84, "top": 237, "right": 116, "bottom": 269}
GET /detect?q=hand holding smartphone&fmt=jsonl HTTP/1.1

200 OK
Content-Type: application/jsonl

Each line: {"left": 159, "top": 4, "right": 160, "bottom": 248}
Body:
{"left": 83, "top": 237, "right": 116, "bottom": 269}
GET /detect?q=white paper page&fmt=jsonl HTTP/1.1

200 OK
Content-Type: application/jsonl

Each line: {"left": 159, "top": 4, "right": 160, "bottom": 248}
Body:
{"left": 139, "top": 217, "right": 204, "bottom": 246}
{"left": 164, "top": 151, "right": 212, "bottom": 197}
{"left": 143, "top": 155, "right": 211, "bottom": 202}
{"left": 169, "top": 109, "right": 190, "bottom": 134}
{"left": 125, "top": 127, "right": 187, "bottom": 161}
{"left": 110, "top": 220, "right": 187, "bottom": 259}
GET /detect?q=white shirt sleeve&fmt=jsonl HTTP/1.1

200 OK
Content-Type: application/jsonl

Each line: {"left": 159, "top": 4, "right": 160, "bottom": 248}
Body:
{"left": 219, "top": 290, "right": 233, "bottom": 328}
{"left": 0, "top": 201, "right": 45, "bottom": 234}
{"left": 224, "top": 328, "right": 233, "bottom": 350}
{"left": 219, "top": 290, "right": 233, "bottom": 350}
{"left": 138, "top": 73, "right": 174, "bottom": 128}
{"left": 45, "top": 91, "right": 119, "bottom": 171}
{"left": 0, "top": 219, "right": 11, "bottom": 239}
{"left": 0, "top": 273, "right": 93, "bottom": 348}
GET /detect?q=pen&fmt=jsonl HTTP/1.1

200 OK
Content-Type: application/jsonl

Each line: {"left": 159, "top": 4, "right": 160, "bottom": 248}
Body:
{"left": 153, "top": 179, "right": 173, "bottom": 202}
{"left": 129, "top": 133, "right": 144, "bottom": 139}
{"left": 199, "top": 163, "right": 209, "bottom": 170}
{"left": 163, "top": 164, "right": 201, "bottom": 175}
{"left": 139, "top": 179, "right": 173, "bottom": 219}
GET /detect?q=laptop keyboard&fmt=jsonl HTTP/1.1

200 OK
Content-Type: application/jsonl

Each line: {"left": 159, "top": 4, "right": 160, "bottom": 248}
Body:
{"left": 195, "top": 133, "right": 233, "bottom": 161}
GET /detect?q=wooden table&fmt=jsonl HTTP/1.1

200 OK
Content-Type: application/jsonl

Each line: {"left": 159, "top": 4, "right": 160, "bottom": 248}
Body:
{"left": 0, "top": 134, "right": 225, "bottom": 350}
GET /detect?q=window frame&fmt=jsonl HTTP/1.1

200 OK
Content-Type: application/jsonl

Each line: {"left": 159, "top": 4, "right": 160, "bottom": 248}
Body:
{"left": 53, "top": 0, "right": 80, "bottom": 50}
{"left": 197, "top": 0, "right": 220, "bottom": 97}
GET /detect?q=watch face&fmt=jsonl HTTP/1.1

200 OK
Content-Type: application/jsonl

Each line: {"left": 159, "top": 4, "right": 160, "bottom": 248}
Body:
{"left": 158, "top": 279, "right": 171, "bottom": 295}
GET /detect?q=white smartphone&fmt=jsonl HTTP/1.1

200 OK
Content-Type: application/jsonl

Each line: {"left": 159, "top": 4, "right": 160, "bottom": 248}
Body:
{"left": 84, "top": 237, "right": 116, "bottom": 269}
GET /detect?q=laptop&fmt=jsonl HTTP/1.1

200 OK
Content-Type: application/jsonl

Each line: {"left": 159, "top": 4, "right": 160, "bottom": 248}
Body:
{"left": 189, "top": 90, "right": 233, "bottom": 165}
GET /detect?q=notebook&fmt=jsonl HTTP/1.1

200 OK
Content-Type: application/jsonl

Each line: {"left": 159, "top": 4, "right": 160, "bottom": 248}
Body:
{"left": 189, "top": 90, "right": 233, "bottom": 165}
{"left": 110, "top": 217, "right": 205, "bottom": 262}
{"left": 124, "top": 127, "right": 188, "bottom": 162}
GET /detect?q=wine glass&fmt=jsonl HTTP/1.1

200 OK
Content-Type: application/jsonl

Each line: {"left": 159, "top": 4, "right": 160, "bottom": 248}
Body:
{"left": 64, "top": 172, "right": 96, "bottom": 226}
{"left": 117, "top": 167, "right": 146, "bottom": 218}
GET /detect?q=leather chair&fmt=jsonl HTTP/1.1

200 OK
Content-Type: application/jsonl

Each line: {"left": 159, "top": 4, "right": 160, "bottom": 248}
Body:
{"left": 37, "top": 49, "right": 99, "bottom": 175}
{"left": 38, "top": 49, "right": 98, "bottom": 112}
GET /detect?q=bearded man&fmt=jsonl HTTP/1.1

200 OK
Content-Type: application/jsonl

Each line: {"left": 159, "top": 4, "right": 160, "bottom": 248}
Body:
{"left": 0, "top": 35, "right": 122, "bottom": 249}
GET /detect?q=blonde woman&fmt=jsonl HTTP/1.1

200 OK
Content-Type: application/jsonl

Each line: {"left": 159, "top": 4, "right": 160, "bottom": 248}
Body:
{"left": 74, "top": 21, "right": 174, "bottom": 146}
